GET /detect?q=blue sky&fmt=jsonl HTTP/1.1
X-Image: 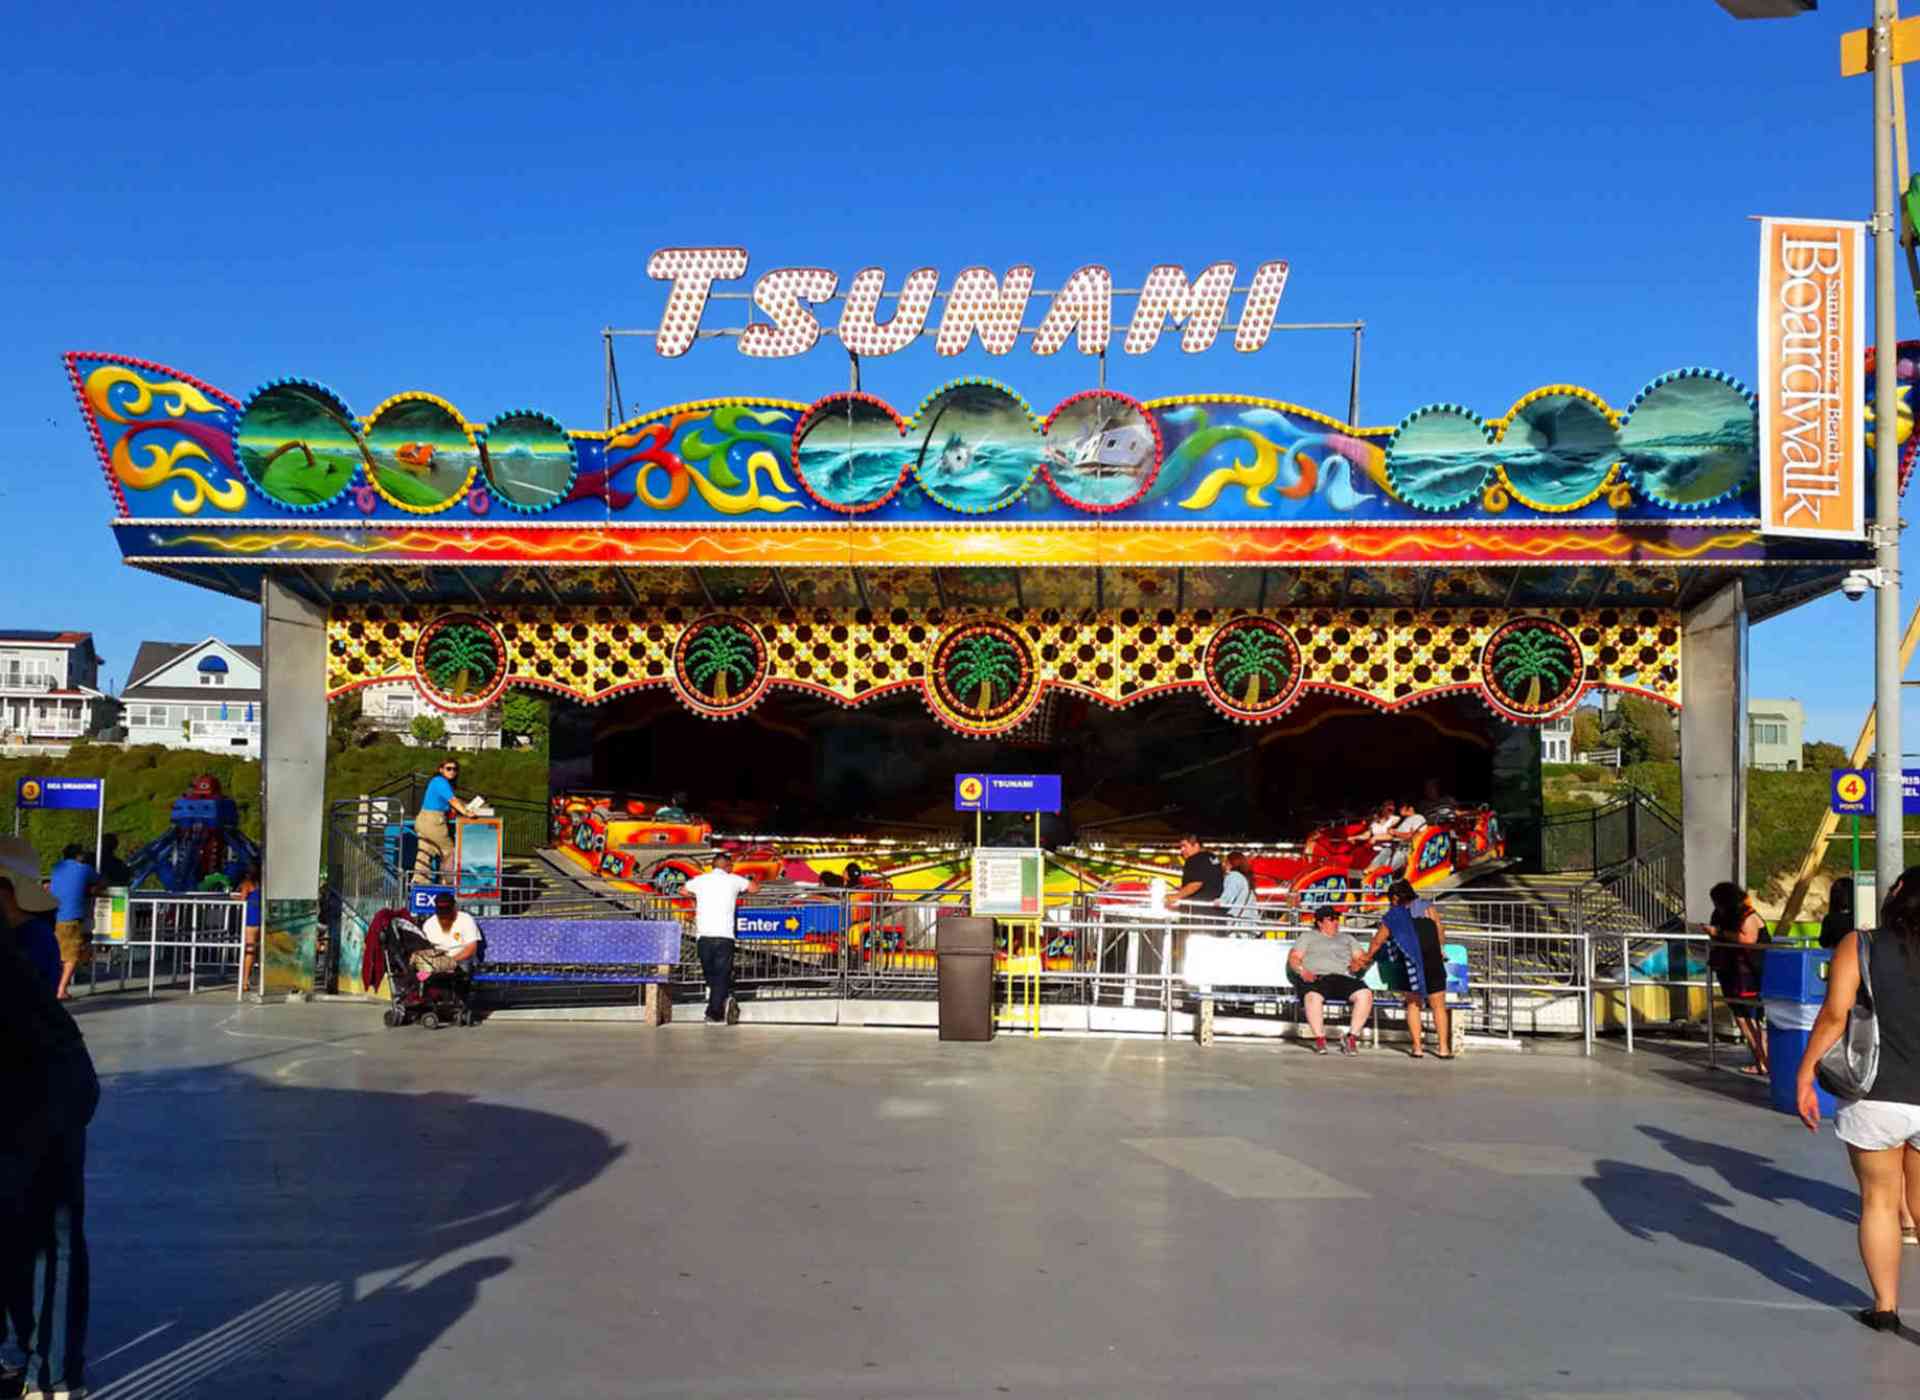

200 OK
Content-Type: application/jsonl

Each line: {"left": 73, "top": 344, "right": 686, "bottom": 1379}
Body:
{"left": 0, "top": 0, "right": 1902, "bottom": 743}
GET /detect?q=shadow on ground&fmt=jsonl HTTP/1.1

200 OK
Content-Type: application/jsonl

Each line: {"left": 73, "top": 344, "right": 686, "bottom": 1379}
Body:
{"left": 82, "top": 1063, "right": 622, "bottom": 1400}
{"left": 1584, "top": 1159, "right": 1867, "bottom": 1310}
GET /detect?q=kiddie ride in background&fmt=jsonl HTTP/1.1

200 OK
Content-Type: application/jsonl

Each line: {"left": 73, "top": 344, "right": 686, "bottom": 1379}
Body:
{"left": 125, "top": 774, "right": 262, "bottom": 893}
{"left": 1097, "top": 804, "right": 1505, "bottom": 914}
{"left": 549, "top": 793, "right": 785, "bottom": 894}
{"left": 1248, "top": 804, "right": 1505, "bottom": 908}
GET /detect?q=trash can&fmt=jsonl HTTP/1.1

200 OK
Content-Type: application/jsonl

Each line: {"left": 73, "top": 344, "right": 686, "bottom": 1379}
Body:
{"left": 936, "top": 916, "right": 996, "bottom": 1042}
{"left": 1761, "top": 946, "right": 1835, "bottom": 1120}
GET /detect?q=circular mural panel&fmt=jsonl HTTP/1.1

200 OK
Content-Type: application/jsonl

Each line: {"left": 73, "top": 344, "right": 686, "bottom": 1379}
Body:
{"left": 1201, "top": 616, "right": 1305, "bottom": 722}
{"left": 414, "top": 613, "right": 509, "bottom": 713}
{"left": 909, "top": 381, "right": 1044, "bottom": 514}
{"left": 1480, "top": 615, "right": 1586, "bottom": 721}
{"left": 925, "top": 617, "right": 1040, "bottom": 734}
{"left": 1618, "top": 371, "right": 1755, "bottom": 508}
{"left": 671, "top": 614, "right": 771, "bottom": 719}
{"left": 1384, "top": 406, "right": 1494, "bottom": 512}
{"left": 233, "top": 381, "right": 363, "bottom": 510}
{"left": 791, "top": 394, "right": 910, "bottom": 512}
{"left": 1041, "top": 390, "right": 1161, "bottom": 511}
{"left": 364, "top": 394, "right": 480, "bottom": 514}
{"left": 484, "top": 410, "right": 578, "bottom": 512}
{"left": 1494, "top": 391, "right": 1619, "bottom": 510}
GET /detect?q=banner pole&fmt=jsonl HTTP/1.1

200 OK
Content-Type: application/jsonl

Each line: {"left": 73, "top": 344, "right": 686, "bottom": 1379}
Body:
{"left": 1873, "top": 0, "right": 1907, "bottom": 913}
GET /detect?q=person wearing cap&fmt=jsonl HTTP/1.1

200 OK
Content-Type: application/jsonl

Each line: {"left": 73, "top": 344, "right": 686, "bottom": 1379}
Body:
{"left": 1288, "top": 904, "right": 1375, "bottom": 1056}
{"left": 412, "top": 893, "right": 482, "bottom": 978}
{"left": 413, "top": 759, "right": 475, "bottom": 882}
{"left": 0, "top": 835, "right": 100, "bottom": 1399}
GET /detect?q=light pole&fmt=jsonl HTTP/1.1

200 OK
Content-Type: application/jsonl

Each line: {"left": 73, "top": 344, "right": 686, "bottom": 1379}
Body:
{"left": 1723, "top": 0, "right": 1906, "bottom": 908}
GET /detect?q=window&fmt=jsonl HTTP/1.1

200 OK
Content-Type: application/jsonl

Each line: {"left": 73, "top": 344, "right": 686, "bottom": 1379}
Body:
{"left": 1752, "top": 720, "right": 1787, "bottom": 747}
{"left": 199, "top": 672, "right": 225, "bottom": 686}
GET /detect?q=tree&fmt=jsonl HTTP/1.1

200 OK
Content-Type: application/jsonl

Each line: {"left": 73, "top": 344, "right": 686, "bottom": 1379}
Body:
{"left": 1492, "top": 626, "right": 1575, "bottom": 710}
{"left": 501, "top": 692, "right": 548, "bottom": 751}
{"left": 1603, "top": 695, "right": 1677, "bottom": 765}
{"left": 1216, "top": 627, "right": 1290, "bottom": 707}
{"left": 946, "top": 633, "right": 1020, "bottom": 715}
{"left": 1571, "top": 706, "right": 1603, "bottom": 756}
{"left": 1803, "top": 739, "right": 1850, "bottom": 773}
{"left": 409, "top": 713, "right": 448, "bottom": 746}
{"left": 685, "top": 623, "right": 757, "bottom": 703}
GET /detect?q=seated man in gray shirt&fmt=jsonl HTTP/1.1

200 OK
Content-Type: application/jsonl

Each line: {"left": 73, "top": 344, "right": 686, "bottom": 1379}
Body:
{"left": 1287, "top": 904, "right": 1375, "bottom": 1056}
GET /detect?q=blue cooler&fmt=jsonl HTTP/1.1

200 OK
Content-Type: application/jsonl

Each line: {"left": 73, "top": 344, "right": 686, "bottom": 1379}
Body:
{"left": 1761, "top": 946, "right": 1836, "bottom": 1118}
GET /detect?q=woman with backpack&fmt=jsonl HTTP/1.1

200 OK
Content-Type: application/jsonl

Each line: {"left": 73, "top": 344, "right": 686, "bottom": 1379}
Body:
{"left": 1795, "top": 866, "right": 1920, "bottom": 1332}
{"left": 1705, "top": 881, "right": 1770, "bottom": 1077}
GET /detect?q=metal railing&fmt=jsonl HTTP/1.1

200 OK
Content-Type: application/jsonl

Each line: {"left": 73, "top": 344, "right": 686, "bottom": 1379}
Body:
{"left": 72, "top": 894, "right": 245, "bottom": 998}
{"left": 1542, "top": 787, "right": 1682, "bottom": 875}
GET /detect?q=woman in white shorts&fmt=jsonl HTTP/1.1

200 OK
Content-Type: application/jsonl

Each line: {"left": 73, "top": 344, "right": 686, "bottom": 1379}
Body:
{"left": 1796, "top": 866, "right": 1920, "bottom": 1333}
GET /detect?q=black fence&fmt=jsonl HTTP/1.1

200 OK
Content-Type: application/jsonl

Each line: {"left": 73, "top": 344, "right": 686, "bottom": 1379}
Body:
{"left": 1541, "top": 788, "right": 1682, "bottom": 876}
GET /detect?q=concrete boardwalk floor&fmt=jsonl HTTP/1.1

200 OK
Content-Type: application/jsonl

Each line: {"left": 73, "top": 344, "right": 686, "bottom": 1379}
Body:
{"left": 58, "top": 995, "right": 1920, "bottom": 1398}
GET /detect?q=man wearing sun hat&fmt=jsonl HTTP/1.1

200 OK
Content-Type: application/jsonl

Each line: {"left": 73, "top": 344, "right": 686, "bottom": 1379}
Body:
{"left": 0, "top": 835, "right": 99, "bottom": 1399}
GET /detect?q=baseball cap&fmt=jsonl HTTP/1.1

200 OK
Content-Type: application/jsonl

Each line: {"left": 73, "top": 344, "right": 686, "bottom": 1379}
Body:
{"left": 0, "top": 837, "right": 58, "bottom": 914}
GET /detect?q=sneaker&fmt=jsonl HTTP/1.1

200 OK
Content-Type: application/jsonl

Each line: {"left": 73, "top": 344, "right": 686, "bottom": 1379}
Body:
{"left": 1312, "top": 1036, "right": 1328, "bottom": 1055}
{"left": 1859, "top": 1307, "right": 1902, "bottom": 1332}
{"left": 1341, "top": 1034, "right": 1358, "bottom": 1056}
{"left": 725, "top": 995, "right": 741, "bottom": 1026}
{"left": 703, "top": 1014, "right": 725, "bottom": 1025}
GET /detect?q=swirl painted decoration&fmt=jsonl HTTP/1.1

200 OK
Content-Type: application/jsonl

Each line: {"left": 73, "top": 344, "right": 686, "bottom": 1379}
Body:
{"left": 67, "top": 350, "right": 1776, "bottom": 528}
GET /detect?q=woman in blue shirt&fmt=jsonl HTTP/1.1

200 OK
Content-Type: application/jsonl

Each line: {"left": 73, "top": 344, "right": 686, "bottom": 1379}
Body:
{"left": 1353, "top": 878, "right": 1454, "bottom": 1059}
{"left": 414, "top": 760, "right": 473, "bottom": 881}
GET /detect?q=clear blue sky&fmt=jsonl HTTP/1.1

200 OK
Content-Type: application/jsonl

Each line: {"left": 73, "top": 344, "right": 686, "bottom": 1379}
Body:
{"left": 0, "top": 0, "right": 1904, "bottom": 743}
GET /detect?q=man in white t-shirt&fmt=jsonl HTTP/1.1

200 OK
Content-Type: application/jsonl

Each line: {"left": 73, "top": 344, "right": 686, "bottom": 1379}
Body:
{"left": 683, "top": 852, "right": 759, "bottom": 1025}
{"left": 412, "top": 892, "right": 483, "bottom": 977}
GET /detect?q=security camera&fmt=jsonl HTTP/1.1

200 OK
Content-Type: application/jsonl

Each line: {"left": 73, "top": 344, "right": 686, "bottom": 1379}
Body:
{"left": 1841, "top": 569, "right": 1881, "bottom": 601}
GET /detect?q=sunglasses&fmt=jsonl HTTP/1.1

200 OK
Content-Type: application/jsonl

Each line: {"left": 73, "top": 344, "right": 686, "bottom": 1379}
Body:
{"left": 440, "top": 766, "right": 458, "bottom": 774}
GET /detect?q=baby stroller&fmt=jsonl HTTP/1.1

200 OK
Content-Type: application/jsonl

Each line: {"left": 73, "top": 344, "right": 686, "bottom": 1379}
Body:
{"left": 368, "top": 907, "right": 478, "bottom": 1030}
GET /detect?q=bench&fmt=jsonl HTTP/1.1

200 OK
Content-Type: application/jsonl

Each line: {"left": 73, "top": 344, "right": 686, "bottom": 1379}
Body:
{"left": 474, "top": 918, "right": 684, "bottom": 1022}
{"left": 1186, "top": 934, "right": 1472, "bottom": 1053}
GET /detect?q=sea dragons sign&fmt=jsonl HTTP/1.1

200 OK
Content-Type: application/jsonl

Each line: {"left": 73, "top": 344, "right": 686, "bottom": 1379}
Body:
{"left": 1757, "top": 217, "right": 1865, "bottom": 541}
{"left": 645, "top": 248, "right": 1292, "bottom": 359}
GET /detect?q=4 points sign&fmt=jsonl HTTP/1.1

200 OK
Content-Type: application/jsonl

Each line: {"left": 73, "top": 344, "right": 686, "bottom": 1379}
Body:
{"left": 1830, "top": 767, "right": 1920, "bottom": 816}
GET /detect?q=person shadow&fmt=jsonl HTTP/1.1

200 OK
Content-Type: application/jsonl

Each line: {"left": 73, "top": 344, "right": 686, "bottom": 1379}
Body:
{"left": 79, "top": 1064, "right": 625, "bottom": 1399}
{"left": 1583, "top": 1160, "right": 1868, "bottom": 1310}
{"left": 1639, "top": 1125, "right": 1860, "bottom": 1225}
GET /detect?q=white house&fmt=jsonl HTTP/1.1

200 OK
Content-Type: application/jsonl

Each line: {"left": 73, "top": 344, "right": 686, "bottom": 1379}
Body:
{"left": 358, "top": 682, "right": 503, "bottom": 749}
{"left": 1541, "top": 714, "right": 1574, "bottom": 764}
{"left": 122, "top": 638, "right": 264, "bottom": 754}
{"left": 1749, "top": 697, "right": 1806, "bottom": 772}
{"left": 0, "top": 630, "right": 113, "bottom": 745}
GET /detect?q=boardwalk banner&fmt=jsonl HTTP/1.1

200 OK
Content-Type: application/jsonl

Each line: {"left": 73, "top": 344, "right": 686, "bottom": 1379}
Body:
{"left": 1757, "top": 216, "right": 1865, "bottom": 540}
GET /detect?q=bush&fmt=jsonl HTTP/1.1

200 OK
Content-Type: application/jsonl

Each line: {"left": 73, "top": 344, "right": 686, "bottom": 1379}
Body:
{"left": 3, "top": 742, "right": 549, "bottom": 878}
{"left": 409, "top": 713, "right": 449, "bottom": 746}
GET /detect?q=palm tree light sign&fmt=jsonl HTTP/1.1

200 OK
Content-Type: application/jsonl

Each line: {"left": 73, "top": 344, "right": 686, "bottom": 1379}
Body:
{"left": 423, "top": 621, "right": 500, "bottom": 701}
{"left": 945, "top": 631, "right": 1021, "bottom": 716}
{"left": 1490, "top": 623, "right": 1576, "bottom": 711}
{"left": 685, "top": 622, "right": 758, "bottom": 705}
{"left": 1216, "top": 625, "right": 1292, "bottom": 708}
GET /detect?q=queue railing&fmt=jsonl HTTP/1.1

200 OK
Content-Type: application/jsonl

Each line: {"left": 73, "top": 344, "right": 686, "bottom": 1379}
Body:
{"left": 72, "top": 893, "right": 245, "bottom": 998}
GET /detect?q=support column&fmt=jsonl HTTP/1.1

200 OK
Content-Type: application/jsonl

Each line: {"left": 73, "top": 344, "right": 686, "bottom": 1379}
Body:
{"left": 261, "top": 578, "right": 329, "bottom": 996}
{"left": 1489, "top": 723, "right": 1543, "bottom": 871}
{"left": 1680, "top": 580, "right": 1747, "bottom": 921}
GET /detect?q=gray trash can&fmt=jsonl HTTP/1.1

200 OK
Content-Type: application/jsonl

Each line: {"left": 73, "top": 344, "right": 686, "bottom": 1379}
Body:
{"left": 936, "top": 916, "right": 996, "bottom": 1042}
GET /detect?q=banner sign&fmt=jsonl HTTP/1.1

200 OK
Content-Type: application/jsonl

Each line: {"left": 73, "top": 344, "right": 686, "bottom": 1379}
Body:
{"left": 646, "top": 250, "right": 1290, "bottom": 359}
{"left": 408, "top": 885, "right": 457, "bottom": 919}
{"left": 954, "top": 773, "right": 1063, "bottom": 813}
{"left": 1758, "top": 217, "right": 1865, "bottom": 540}
{"left": 14, "top": 777, "right": 103, "bottom": 811}
{"left": 1828, "top": 767, "right": 1920, "bottom": 815}
{"left": 735, "top": 903, "right": 843, "bottom": 941}
{"left": 971, "top": 848, "right": 1043, "bottom": 917}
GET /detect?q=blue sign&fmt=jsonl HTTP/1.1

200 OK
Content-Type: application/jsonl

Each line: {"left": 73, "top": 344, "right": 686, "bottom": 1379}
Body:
{"left": 735, "top": 903, "right": 844, "bottom": 942}
{"left": 1828, "top": 767, "right": 1920, "bottom": 817}
{"left": 15, "top": 777, "right": 103, "bottom": 811}
{"left": 953, "top": 773, "right": 1063, "bottom": 813}
{"left": 408, "top": 885, "right": 457, "bottom": 918}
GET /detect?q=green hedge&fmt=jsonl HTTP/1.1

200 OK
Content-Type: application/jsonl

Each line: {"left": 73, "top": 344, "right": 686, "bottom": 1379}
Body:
{"left": 3, "top": 742, "right": 547, "bottom": 876}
